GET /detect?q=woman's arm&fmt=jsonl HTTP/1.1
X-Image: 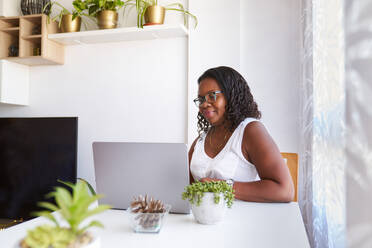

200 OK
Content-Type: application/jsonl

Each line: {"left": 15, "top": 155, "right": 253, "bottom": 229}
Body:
{"left": 233, "top": 121, "right": 294, "bottom": 202}
{"left": 188, "top": 137, "right": 199, "bottom": 184}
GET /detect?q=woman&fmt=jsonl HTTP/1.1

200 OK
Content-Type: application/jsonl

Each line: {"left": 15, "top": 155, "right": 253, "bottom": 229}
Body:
{"left": 189, "top": 66, "right": 294, "bottom": 202}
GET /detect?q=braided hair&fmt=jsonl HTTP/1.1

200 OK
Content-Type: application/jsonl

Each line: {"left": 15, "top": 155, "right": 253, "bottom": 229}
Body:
{"left": 197, "top": 66, "right": 261, "bottom": 134}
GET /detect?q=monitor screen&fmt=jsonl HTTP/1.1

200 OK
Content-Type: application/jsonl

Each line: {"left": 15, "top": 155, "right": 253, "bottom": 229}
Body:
{"left": 0, "top": 117, "right": 77, "bottom": 220}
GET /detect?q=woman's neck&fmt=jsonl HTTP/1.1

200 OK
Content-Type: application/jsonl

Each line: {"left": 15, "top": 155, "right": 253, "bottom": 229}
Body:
{"left": 211, "top": 122, "right": 231, "bottom": 134}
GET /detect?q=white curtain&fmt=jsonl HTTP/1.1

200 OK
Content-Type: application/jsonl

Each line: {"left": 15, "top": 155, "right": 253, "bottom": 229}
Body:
{"left": 345, "top": 1, "right": 372, "bottom": 247}
{"left": 300, "top": 0, "right": 346, "bottom": 247}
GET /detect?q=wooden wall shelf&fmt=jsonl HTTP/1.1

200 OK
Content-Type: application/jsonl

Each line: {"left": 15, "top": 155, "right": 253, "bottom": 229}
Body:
{"left": 0, "top": 14, "right": 64, "bottom": 66}
{"left": 48, "top": 24, "right": 189, "bottom": 46}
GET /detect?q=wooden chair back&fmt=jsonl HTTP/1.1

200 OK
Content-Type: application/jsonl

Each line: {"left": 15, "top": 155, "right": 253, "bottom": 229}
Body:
{"left": 281, "top": 152, "right": 298, "bottom": 202}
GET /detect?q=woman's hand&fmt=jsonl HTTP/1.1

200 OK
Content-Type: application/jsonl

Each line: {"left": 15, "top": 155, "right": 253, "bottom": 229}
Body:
{"left": 200, "top": 177, "right": 223, "bottom": 183}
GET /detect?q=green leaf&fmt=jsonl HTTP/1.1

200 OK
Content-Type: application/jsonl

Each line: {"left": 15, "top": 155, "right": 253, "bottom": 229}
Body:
{"left": 32, "top": 211, "right": 60, "bottom": 227}
{"left": 79, "top": 204, "right": 111, "bottom": 221}
{"left": 37, "top": 201, "right": 59, "bottom": 212}
{"left": 78, "top": 220, "right": 104, "bottom": 235}
{"left": 24, "top": 226, "right": 75, "bottom": 248}
{"left": 72, "top": 12, "right": 79, "bottom": 20}
{"left": 140, "top": 5, "right": 148, "bottom": 28}
{"left": 57, "top": 179, "right": 74, "bottom": 189}
{"left": 182, "top": 181, "right": 234, "bottom": 208}
{"left": 89, "top": 5, "right": 100, "bottom": 16}
{"left": 72, "top": 179, "right": 86, "bottom": 204}
{"left": 32, "top": 180, "right": 111, "bottom": 237}
{"left": 54, "top": 187, "right": 73, "bottom": 219}
{"left": 165, "top": 7, "right": 198, "bottom": 28}
{"left": 77, "top": 178, "right": 97, "bottom": 195}
{"left": 73, "top": 194, "right": 102, "bottom": 219}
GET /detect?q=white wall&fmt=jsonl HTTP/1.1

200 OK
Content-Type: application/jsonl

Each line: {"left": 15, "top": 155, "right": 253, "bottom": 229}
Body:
{"left": 189, "top": 0, "right": 301, "bottom": 153}
{"left": 188, "top": 0, "right": 241, "bottom": 144}
{"left": 0, "top": 0, "right": 188, "bottom": 187}
{"left": 240, "top": 0, "right": 301, "bottom": 153}
{"left": 0, "top": 0, "right": 21, "bottom": 17}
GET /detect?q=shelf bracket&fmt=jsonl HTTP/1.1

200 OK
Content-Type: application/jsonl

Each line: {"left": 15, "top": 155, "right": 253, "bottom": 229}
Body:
{"left": 74, "top": 39, "right": 87, "bottom": 45}
{"left": 151, "top": 32, "right": 160, "bottom": 39}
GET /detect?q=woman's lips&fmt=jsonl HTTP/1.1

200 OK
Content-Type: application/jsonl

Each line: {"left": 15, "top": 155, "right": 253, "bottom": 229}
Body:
{"left": 202, "top": 110, "right": 215, "bottom": 119}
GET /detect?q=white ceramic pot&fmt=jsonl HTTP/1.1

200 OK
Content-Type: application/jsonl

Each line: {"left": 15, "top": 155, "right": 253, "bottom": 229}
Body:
{"left": 191, "top": 192, "right": 226, "bottom": 225}
{"left": 16, "top": 235, "right": 100, "bottom": 248}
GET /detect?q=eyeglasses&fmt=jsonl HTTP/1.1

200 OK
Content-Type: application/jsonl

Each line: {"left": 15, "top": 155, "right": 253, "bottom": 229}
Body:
{"left": 193, "top": 91, "right": 222, "bottom": 107}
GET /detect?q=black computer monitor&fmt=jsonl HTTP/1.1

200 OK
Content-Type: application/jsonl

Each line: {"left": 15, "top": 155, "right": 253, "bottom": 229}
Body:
{"left": 0, "top": 117, "right": 77, "bottom": 220}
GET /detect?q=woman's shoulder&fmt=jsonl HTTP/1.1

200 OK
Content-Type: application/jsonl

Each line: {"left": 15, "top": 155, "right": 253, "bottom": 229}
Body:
{"left": 243, "top": 118, "right": 266, "bottom": 134}
{"left": 196, "top": 131, "right": 207, "bottom": 141}
{"left": 230, "top": 118, "right": 262, "bottom": 141}
{"left": 242, "top": 119, "right": 271, "bottom": 149}
{"left": 189, "top": 132, "right": 206, "bottom": 151}
{"left": 239, "top": 117, "right": 262, "bottom": 130}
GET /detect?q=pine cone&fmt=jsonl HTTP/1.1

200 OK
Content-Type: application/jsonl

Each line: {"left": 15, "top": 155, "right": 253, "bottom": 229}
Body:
{"left": 130, "top": 195, "right": 166, "bottom": 230}
{"left": 130, "top": 195, "right": 165, "bottom": 213}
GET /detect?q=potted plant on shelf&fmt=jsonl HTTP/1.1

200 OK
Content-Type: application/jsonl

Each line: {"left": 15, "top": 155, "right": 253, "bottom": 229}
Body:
{"left": 123, "top": 0, "right": 197, "bottom": 28}
{"left": 43, "top": 1, "right": 89, "bottom": 32}
{"left": 79, "top": 0, "right": 126, "bottom": 29}
{"left": 18, "top": 180, "right": 111, "bottom": 248}
{"left": 182, "top": 181, "right": 234, "bottom": 225}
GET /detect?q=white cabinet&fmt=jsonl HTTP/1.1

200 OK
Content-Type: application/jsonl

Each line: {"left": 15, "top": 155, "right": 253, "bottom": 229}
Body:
{"left": 0, "top": 60, "right": 29, "bottom": 105}
{"left": 0, "top": 0, "right": 21, "bottom": 17}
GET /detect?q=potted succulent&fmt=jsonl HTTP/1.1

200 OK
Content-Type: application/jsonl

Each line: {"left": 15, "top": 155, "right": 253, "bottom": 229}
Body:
{"left": 80, "top": 0, "right": 126, "bottom": 29}
{"left": 123, "top": 0, "right": 197, "bottom": 28}
{"left": 182, "top": 181, "right": 234, "bottom": 225}
{"left": 18, "top": 180, "right": 111, "bottom": 248}
{"left": 127, "top": 194, "right": 171, "bottom": 233}
{"left": 43, "top": 1, "right": 89, "bottom": 32}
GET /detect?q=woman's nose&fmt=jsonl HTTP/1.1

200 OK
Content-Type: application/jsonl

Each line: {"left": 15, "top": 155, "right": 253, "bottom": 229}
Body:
{"left": 199, "top": 100, "right": 211, "bottom": 108}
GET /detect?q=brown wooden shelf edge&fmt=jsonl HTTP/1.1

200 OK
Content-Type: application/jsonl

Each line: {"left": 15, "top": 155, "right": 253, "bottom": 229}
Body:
{"left": 0, "top": 27, "right": 20, "bottom": 31}
{"left": 4, "top": 56, "right": 64, "bottom": 66}
{"left": 0, "top": 14, "right": 64, "bottom": 66}
{"left": 22, "top": 35, "right": 42, "bottom": 40}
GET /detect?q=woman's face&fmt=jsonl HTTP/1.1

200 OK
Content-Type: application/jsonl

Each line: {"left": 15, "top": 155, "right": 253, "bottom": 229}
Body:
{"left": 198, "top": 78, "right": 227, "bottom": 126}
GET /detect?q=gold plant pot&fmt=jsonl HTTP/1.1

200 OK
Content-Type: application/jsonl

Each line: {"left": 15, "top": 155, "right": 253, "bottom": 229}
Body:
{"left": 61, "top": 15, "right": 81, "bottom": 33}
{"left": 144, "top": 5, "right": 165, "bottom": 26}
{"left": 97, "top": 10, "right": 118, "bottom": 29}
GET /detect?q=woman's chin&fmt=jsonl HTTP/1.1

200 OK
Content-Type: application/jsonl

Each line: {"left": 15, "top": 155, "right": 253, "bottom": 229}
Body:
{"left": 207, "top": 118, "right": 223, "bottom": 127}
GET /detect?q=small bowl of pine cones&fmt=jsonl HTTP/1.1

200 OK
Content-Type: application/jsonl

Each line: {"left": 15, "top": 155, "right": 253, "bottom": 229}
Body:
{"left": 127, "top": 195, "right": 171, "bottom": 233}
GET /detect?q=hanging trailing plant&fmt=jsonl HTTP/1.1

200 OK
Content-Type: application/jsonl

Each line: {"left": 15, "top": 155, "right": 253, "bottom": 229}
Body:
{"left": 182, "top": 181, "right": 234, "bottom": 208}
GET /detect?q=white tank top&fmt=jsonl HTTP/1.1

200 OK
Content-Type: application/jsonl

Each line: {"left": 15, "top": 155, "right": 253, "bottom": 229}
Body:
{"left": 190, "top": 118, "right": 260, "bottom": 182}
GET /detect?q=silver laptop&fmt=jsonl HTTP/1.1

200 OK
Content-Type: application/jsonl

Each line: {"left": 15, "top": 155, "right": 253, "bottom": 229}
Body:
{"left": 92, "top": 142, "right": 190, "bottom": 214}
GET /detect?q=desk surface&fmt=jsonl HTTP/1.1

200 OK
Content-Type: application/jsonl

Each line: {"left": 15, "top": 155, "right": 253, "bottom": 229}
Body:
{"left": 0, "top": 201, "right": 309, "bottom": 248}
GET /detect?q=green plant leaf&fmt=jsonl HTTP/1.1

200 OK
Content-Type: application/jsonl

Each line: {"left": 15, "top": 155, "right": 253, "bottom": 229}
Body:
{"left": 72, "top": 194, "right": 102, "bottom": 220}
{"left": 77, "top": 178, "right": 97, "bottom": 195}
{"left": 165, "top": 7, "right": 198, "bottom": 28}
{"left": 53, "top": 187, "right": 73, "bottom": 219}
{"left": 32, "top": 211, "right": 60, "bottom": 227}
{"left": 33, "top": 180, "right": 111, "bottom": 237}
{"left": 89, "top": 5, "right": 100, "bottom": 16}
{"left": 37, "top": 201, "right": 59, "bottom": 212}
{"left": 24, "top": 226, "right": 75, "bottom": 248}
{"left": 57, "top": 179, "right": 74, "bottom": 189}
{"left": 79, "top": 204, "right": 111, "bottom": 222}
{"left": 78, "top": 220, "right": 104, "bottom": 235}
{"left": 140, "top": 5, "right": 149, "bottom": 28}
{"left": 182, "top": 181, "right": 234, "bottom": 207}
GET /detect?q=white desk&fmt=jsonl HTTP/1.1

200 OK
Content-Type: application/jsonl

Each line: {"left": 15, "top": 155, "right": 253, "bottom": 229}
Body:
{"left": 0, "top": 201, "right": 309, "bottom": 248}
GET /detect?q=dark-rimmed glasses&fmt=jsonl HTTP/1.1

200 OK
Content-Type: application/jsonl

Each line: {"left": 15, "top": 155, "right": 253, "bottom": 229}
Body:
{"left": 193, "top": 91, "right": 222, "bottom": 107}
